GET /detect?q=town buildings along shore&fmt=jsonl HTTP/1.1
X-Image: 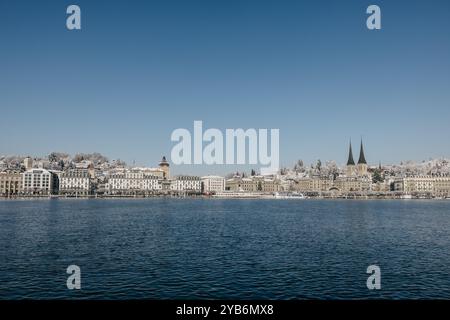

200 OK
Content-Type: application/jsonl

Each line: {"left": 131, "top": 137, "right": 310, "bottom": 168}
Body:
{"left": 1, "top": 143, "right": 450, "bottom": 199}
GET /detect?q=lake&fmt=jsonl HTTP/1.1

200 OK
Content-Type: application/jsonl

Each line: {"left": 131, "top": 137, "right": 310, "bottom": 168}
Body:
{"left": 0, "top": 199, "right": 449, "bottom": 299}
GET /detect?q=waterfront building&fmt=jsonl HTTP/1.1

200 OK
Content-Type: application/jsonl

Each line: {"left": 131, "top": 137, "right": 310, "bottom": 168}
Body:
{"left": 334, "top": 175, "right": 371, "bottom": 192}
{"left": 22, "top": 168, "right": 58, "bottom": 195}
{"left": 371, "top": 180, "right": 390, "bottom": 192}
{"left": 394, "top": 176, "right": 435, "bottom": 194}
{"left": 142, "top": 167, "right": 165, "bottom": 179}
{"left": 226, "top": 177, "right": 253, "bottom": 192}
{"left": 201, "top": 175, "right": 225, "bottom": 193}
{"left": 435, "top": 176, "right": 450, "bottom": 197}
{"left": 0, "top": 170, "right": 22, "bottom": 196}
{"left": 171, "top": 176, "right": 202, "bottom": 193}
{"left": 393, "top": 175, "right": 450, "bottom": 197}
{"left": 105, "top": 156, "right": 171, "bottom": 195}
{"left": 253, "top": 176, "right": 281, "bottom": 192}
{"left": 59, "top": 169, "right": 92, "bottom": 196}
{"left": 296, "top": 175, "right": 371, "bottom": 194}
{"left": 296, "top": 177, "right": 333, "bottom": 193}
{"left": 296, "top": 177, "right": 312, "bottom": 192}
{"left": 127, "top": 166, "right": 166, "bottom": 180}
{"left": 160, "top": 179, "right": 172, "bottom": 191}
{"left": 393, "top": 178, "right": 405, "bottom": 193}
{"left": 225, "top": 175, "right": 281, "bottom": 193}
{"left": 279, "top": 178, "right": 296, "bottom": 192}
{"left": 308, "top": 176, "right": 334, "bottom": 193}
{"left": 107, "top": 169, "right": 162, "bottom": 194}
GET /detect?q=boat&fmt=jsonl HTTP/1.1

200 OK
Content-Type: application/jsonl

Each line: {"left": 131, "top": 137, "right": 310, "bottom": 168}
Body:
{"left": 274, "top": 192, "right": 305, "bottom": 199}
{"left": 212, "top": 191, "right": 264, "bottom": 199}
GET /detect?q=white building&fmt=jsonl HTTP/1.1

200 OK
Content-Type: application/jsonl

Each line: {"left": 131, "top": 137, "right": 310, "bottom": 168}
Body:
{"left": 394, "top": 175, "right": 450, "bottom": 196}
{"left": 107, "top": 169, "right": 162, "bottom": 194}
{"left": 171, "top": 176, "right": 202, "bottom": 193}
{"left": 130, "top": 167, "right": 165, "bottom": 179}
{"left": 22, "top": 168, "right": 57, "bottom": 195}
{"left": 201, "top": 175, "right": 225, "bottom": 193}
{"left": 75, "top": 160, "right": 92, "bottom": 169}
{"left": 59, "top": 169, "right": 92, "bottom": 195}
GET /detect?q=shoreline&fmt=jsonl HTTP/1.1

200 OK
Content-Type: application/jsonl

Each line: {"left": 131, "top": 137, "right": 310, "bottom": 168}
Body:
{"left": 1, "top": 195, "right": 449, "bottom": 201}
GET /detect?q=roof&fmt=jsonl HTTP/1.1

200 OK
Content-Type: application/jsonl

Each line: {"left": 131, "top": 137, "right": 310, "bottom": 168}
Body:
{"left": 358, "top": 140, "right": 367, "bottom": 164}
{"left": 201, "top": 175, "right": 225, "bottom": 179}
{"left": 347, "top": 141, "right": 355, "bottom": 166}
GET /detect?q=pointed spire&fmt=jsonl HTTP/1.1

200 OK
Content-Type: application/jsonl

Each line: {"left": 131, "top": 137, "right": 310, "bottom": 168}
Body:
{"left": 358, "top": 139, "right": 367, "bottom": 164}
{"left": 347, "top": 140, "right": 355, "bottom": 166}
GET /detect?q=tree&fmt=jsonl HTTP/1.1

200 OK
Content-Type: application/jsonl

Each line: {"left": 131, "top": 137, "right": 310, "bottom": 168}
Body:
{"left": 74, "top": 152, "right": 108, "bottom": 164}
{"left": 48, "top": 152, "right": 69, "bottom": 163}
{"left": 294, "top": 159, "right": 304, "bottom": 174}
{"left": 372, "top": 169, "right": 384, "bottom": 183}
{"left": 48, "top": 152, "right": 58, "bottom": 163}
{"left": 257, "top": 181, "right": 262, "bottom": 191}
{"left": 326, "top": 161, "right": 339, "bottom": 180}
{"left": 316, "top": 159, "right": 322, "bottom": 172}
{"left": 74, "top": 153, "right": 85, "bottom": 162}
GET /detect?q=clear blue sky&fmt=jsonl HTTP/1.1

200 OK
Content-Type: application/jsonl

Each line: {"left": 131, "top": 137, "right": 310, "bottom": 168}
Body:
{"left": 1, "top": 0, "right": 449, "bottom": 175}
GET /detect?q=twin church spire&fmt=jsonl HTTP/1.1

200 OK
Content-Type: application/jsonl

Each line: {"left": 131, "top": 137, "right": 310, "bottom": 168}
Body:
{"left": 346, "top": 139, "right": 368, "bottom": 176}
{"left": 347, "top": 139, "right": 366, "bottom": 166}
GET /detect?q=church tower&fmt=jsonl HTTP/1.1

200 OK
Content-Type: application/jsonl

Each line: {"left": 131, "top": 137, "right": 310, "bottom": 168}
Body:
{"left": 159, "top": 156, "right": 170, "bottom": 179}
{"left": 357, "top": 139, "right": 368, "bottom": 176}
{"left": 346, "top": 140, "right": 356, "bottom": 176}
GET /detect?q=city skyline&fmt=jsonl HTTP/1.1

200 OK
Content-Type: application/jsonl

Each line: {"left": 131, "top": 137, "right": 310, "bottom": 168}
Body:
{"left": 2, "top": 137, "right": 449, "bottom": 175}
{"left": 1, "top": 0, "right": 450, "bottom": 175}
{"left": 2, "top": 141, "right": 450, "bottom": 199}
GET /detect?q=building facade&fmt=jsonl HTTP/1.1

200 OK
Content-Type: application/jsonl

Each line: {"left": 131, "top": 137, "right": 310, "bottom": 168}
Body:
{"left": 334, "top": 176, "right": 371, "bottom": 192}
{"left": 22, "top": 169, "right": 58, "bottom": 195}
{"left": 394, "top": 175, "right": 450, "bottom": 197}
{"left": 59, "top": 169, "right": 92, "bottom": 195}
{"left": 201, "top": 175, "right": 225, "bottom": 193}
{"left": 296, "top": 177, "right": 333, "bottom": 193}
{"left": 225, "top": 176, "right": 281, "bottom": 192}
{"left": 434, "top": 176, "right": 450, "bottom": 197}
{"left": 107, "top": 169, "right": 162, "bottom": 194}
{"left": 0, "top": 170, "right": 22, "bottom": 196}
{"left": 171, "top": 176, "right": 202, "bottom": 193}
{"left": 295, "top": 140, "right": 372, "bottom": 194}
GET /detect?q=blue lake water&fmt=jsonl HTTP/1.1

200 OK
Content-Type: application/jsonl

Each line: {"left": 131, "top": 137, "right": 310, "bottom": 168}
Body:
{"left": 0, "top": 199, "right": 449, "bottom": 299}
